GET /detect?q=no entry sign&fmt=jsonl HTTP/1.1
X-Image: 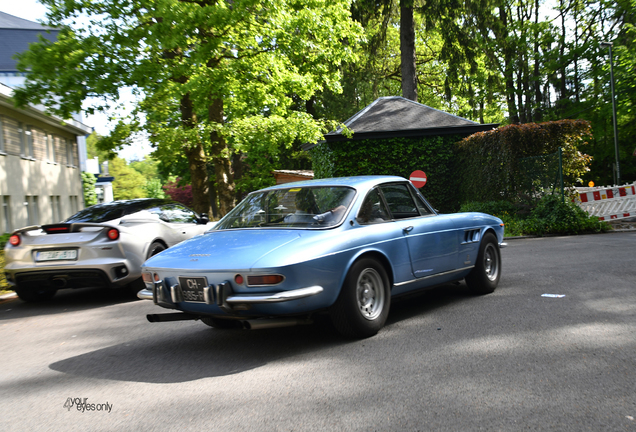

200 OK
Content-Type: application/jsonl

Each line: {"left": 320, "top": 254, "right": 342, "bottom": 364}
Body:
{"left": 409, "top": 170, "right": 427, "bottom": 188}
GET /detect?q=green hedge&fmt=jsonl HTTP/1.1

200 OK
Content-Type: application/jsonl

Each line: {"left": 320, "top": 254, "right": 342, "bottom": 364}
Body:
{"left": 311, "top": 135, "right": 463, "bottom": 212}
{"left": 455, "top": 120, "right": 592, "bottom": 204}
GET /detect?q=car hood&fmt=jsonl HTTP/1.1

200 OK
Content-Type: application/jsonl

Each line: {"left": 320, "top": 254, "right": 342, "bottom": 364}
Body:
{"left": 144, "top": 229, "right": 328, "bottom": 271}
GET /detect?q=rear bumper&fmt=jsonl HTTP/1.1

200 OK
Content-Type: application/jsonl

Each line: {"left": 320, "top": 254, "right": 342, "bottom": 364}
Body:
{"left": 138, "top": 285, "right": 324, "bottom": 305}
{"left": 5, "top": 263, "right": 136, "bottom": 290}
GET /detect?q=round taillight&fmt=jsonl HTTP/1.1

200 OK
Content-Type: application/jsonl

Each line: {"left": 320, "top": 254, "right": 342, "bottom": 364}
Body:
{"left": 9, "top": 234, "right": 21, "bottom": 247}
{"left": 107, "top": 228, "right": 120, "bottom": 240}
{"left": 235, "top": 274, "right": 244, "bottom": 285}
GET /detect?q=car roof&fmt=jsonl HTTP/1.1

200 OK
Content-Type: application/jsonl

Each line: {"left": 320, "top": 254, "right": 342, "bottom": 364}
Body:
{"left": 259, "top": 175, "right": 407, "bottom": 192}
{"left": 64, "top": 198, "right": 181, "bottom": 223}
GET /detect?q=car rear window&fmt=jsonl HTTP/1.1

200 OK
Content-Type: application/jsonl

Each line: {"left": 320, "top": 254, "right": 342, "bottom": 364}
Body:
{"left": 65, "top": 200, "right": 167, "bottom": 223}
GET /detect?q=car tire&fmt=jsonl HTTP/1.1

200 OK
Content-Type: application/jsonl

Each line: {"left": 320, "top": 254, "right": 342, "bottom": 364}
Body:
{"left": 15, "top": 286, "right": 57, "bottom": 302}
{"left": 330, "top": 258, "right": 391, "bottom": 338}
{"left": 127, "top": 241, "right": 167, "bottom": 297}
{"left": 147, "top": 241, "right": 166, "bottom": 258}
{"left": 465, "top": 232, "right": 501, "bottom": 295}
{"left": 201, "top": 317, "right": 243, "bottom": 329}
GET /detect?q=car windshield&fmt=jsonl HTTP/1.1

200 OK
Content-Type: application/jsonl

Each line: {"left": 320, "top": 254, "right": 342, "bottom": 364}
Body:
{"left": 216, "top": 186, "right": 356, "bottom": 229}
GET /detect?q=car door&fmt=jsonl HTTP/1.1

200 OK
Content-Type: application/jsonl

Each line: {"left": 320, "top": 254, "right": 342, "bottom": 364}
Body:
{"left": 159, "top": 204, "right": 205, "bottom": 246}
{"left": 379, "top": 182, "right": 459, "bottom": 278}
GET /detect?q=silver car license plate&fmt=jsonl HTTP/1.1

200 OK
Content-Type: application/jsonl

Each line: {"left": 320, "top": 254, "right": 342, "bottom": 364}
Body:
{"left": 179, "top": 276, "right": 207, "bottom": 303}
{"left": 35, "top": 249, "right": 78, "bottom": 262}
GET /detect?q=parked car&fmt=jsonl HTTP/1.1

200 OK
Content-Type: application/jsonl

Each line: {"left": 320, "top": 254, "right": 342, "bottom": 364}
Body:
{"left": 4, "top": 198, "right": 215, "bottom": 302}
{"left": 139, "top": 176, "right": 505, "bottom": 338}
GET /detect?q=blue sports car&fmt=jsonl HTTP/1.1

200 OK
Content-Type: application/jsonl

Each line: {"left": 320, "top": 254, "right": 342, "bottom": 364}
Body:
{"left": 138, "top": 176, "right": 505, "bottom": 338}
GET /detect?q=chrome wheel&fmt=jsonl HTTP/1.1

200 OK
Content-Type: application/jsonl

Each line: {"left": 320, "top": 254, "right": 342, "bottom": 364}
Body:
{"left": 465, "top": 232, "right": 500, "bottom": 294}
{"left": 483, "top": 243, "right": 499, "bottom": 282}
{"left": 356, "top": 268, "right": 386, "bottom": 320}
{"left": 330, "top": 258, "right": 391, "bottom": 338}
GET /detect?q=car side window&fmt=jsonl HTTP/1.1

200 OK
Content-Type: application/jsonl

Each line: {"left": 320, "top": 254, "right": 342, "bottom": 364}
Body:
{"left": 358, "top": 188, "right": 391, "bottom": 224}
{"left": 407, "top": 183, "right": 435, "bottom": 216}
{"left": 380, "top": 183, "right": 419, "bottom": 219}
{"left": 160, "top": 204, "right": 198, "bottom": 223}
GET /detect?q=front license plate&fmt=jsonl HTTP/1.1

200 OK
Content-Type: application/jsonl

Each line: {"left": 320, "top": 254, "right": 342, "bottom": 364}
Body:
{"left": 179, "top": 276, "right": 208, "bottom": 303}
{"left": 35, "top": 249, "right": 78, "bottom": 262}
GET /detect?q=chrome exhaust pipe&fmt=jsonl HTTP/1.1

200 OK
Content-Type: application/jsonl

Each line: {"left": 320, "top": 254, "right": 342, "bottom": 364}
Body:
{"left": 243, "top": 318, "right": 313, "bottom": 330}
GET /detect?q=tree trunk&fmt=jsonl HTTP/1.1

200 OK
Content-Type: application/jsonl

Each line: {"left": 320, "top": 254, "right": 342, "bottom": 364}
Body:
{"left": 400, "top": 0, "right": 417, "bottom": 102}
{"left": 499, "top": 3, "right": 519, "bottom": 123}
{"left": 533, "top": 0, "right": 543, "bottom": 122}
{"left": 179, "top": 93, "right": 211, "bottom": 216}
{"left": 208, "top": 98, "right": 235, "bottom": 216}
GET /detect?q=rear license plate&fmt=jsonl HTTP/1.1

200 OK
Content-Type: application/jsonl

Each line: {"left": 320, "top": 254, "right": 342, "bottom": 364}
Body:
{"left": 179, "top": 276, "right": 208, "bottom": 303}
{"left": 35, "top": 249, "right": 78, "bottom": 262}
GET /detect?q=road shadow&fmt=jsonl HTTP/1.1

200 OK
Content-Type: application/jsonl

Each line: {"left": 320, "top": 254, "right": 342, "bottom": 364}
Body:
{"left": 48, "top": 282, "right": 477, "bottom": 384}
{"left": 49, "top": 322, "right": 344, "bottom": 383}
{"left": 0, "top": 287, "right": 139, "bottom": 321}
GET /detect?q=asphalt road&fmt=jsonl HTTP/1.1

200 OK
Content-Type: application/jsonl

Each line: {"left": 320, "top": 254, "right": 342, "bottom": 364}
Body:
{"left": 1, "top": 232, "right": 635, "bottom": 431}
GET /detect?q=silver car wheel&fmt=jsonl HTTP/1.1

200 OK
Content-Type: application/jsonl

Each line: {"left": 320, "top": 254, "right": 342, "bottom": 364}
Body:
{"left": 483, "top": 243, "right": 499, "bottom": 282}
{"left": 356, "top": 268, "right": 385, "bottom": 320}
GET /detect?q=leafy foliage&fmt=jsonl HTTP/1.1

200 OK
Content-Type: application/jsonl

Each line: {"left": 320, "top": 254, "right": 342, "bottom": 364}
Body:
{"left": 461, "top": 195, "right": 610, "bottom": 237}
{"left": 14, "top": 0, "right": 364, "bottom": 215}
{"left": 311, "top": 135, "right": 462, "bottom": 212}
{"left": 163, "top": 178, "right": 193, "bottom": 208}
{"left": 81, "top": 171, "right": 98, "bottom": 207}
{"left": 455, "top": 120, "right": 593, "bottom": 204}
{"left": 106, "top": 157, "right": 147, "bottom": 200}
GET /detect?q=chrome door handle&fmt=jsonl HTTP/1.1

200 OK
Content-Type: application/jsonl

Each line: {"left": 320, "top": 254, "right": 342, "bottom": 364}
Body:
{"left": 403, "top": 226, "right": 414, "bottom": 233}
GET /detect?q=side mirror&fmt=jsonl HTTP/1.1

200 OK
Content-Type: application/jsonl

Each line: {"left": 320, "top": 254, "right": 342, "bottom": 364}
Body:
{"left": 199, "top": 213, "right": 210, "bottom": 224}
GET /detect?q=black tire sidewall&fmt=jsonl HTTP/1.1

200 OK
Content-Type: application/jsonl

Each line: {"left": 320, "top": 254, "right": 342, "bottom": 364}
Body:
{"left": 147, "top": 242, "right": 166, "bottom": 259}
{"left": 330, "top": 258, "right": 391, "bottom": 338}
{"left": 466, "top": 232, "right": 500, "bottom": 294}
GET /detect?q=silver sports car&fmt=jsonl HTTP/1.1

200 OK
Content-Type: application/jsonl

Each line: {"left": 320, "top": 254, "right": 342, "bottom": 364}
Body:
{"left": 4, "top": 198, "right": 215, "bottom": 302}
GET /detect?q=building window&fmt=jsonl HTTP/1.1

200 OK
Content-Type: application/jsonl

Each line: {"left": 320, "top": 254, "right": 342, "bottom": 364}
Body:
{"left": 54, "top": 136, "right": 66, "bottom": 165}
{"left": 2, "top": 116, "right": 21, "bottom": 156}
{"left": 2, "top": 196, "right": 11, "bottom": 233}
{"left": 46, "top": 134, "right": 55, "bottom": 163}
{"left": 19, "top": 123, "right": 34, "bottom": 159}
{"left": 66, "top": 139, "right": 76, "bottom": 167}
{"left": 25, "top": 196, "right": 40, "bottom": 226}
{"left": 32, "top": 128, "right": 48, "bottom": 161}
{"left": 0, "top": 116, "right": 5, "bottom": 154}
{"left": 51, "top": 195, "right": 62, "bottom": 223}
{"left": 69, "top": 195, "right": 79, "bottom": 215}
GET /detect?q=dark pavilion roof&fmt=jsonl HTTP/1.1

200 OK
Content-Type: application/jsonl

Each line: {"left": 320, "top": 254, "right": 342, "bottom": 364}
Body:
{"left": 323, "top": 96, "right": 498, "bottom": 143}
{"left": 0, "top": 12, "right": 59, "bottom": 72}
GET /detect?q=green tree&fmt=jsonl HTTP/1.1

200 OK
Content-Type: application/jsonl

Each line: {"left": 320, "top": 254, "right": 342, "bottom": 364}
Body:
{"left": 130, "top": 157, "right": 166, "bottom": 199}
{"left": 80, "top": 171, "right": 98, "bottom": 207}
{"left": 14, "top": 0, "right": 363, "bottom": 216}
{"left": 108, "top": 157, "right": 147, "bottom": 200}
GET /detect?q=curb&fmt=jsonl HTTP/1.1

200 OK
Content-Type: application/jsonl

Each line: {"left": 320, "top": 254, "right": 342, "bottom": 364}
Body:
{"left": 503, "top": 227, "right": 636, "bottom": 240}
{"left": 0, "top": 291, "right": 17, "bottom": 303}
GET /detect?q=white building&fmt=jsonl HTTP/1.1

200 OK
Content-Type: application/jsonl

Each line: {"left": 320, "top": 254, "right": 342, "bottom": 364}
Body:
{"left": 0, "top": 12, "right": 91, "bottom": 232}
{"left": 0, "top": 84, "right": 91, "bottom": 232}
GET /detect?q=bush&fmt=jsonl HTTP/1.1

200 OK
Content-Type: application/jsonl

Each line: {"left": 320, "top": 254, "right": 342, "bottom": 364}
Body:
{"left": 461, "top": 195, "right": 610, "bottom": 237}
{"left": 0, "top": 250, "right": 9, "bottom": 293}
{"left": 523, "top": 195, "right": 609, "bottom": 235}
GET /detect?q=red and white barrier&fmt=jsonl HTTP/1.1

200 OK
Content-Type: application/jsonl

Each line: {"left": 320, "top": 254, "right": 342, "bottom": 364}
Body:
{"left": 575, "top": 183, "right": 636, "bottom": 221}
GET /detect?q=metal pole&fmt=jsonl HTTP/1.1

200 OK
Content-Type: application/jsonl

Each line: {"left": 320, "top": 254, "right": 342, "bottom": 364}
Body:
{"left": 559, "top": 147, "right": 564, "bottom": 203}
{"left": 601, "top": 42, "right": 620, "bottom": 185}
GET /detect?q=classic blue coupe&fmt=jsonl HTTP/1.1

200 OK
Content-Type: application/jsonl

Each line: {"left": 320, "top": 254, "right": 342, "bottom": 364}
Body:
{"left": 138, "top": 176, "right": 505, "bottom": 338}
